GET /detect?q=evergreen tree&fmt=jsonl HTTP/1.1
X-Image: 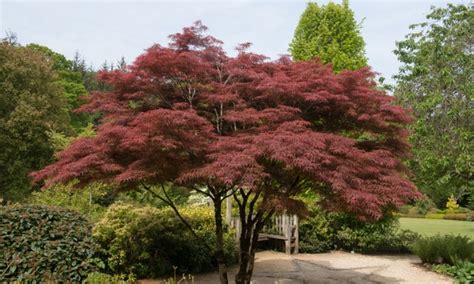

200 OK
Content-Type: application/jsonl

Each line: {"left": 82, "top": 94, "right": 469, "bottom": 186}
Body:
{"left": 72, "top": 51, "right": 86, "bottom": 75}
{"left": 101, "top": 60, "right": 109, "bottom": 71}
{"left": 117, "top": 56, "right": 127, "bottom": 71}
{"left": 289, "top": 0, "right": 367, "bottom": 72}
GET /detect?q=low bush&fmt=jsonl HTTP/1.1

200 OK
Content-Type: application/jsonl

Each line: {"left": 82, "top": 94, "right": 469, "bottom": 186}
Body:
{"left": 399, "top": 199, "right": 437, "bottom": 217}
{"left": 444, "top": 213, "right": 470, "bottom": 221}
{"left": 333, "top": 215, "right": 420, "bottom": 254}
{"left": 455, "top": 207, "right": 472, "bottom": 214}
{"left": 428, "top": 208, "right": 443, "bottom": 214}
{"left": 0, "top": 205, "right": 98, "bottom": 282}
{"left": 28, "top": 183, "right": 111, "bottom": 222}
{"left": 398, "top": 206, "right": 425, "bottom": 218}
{"left": 425, "top": 213, "right": 446, "bottom": 219}
{"left": 411, "top": 234, "right": 474, "bottom": 265}
{"left": 415, "top": 198, "right": 437, "bottom": 215}
{"left": 398, "top": 198, "right": 474, "bottom": 222}
{"left": 450, "top": 261, "right": 474, "bottom": 283}
{"left": 398, "top": 205, "right": 411, "bottom": 215}
{"left": 93, "top": 203, "right": 236, "bottom": 279}
{"left": 299, "top": 208, "right": 420, "bottom": 254}
{"left": 83, "top": 272, "right": 133, "bottom": 283}
{"left": 403, "top": 209, "right": 473, "bottom": 222}
{"left": 446, "top": 195, "right": 460, "bottom": 212}
{"left": 431, "top": 261, "right": 474, "bottom": 283}
{"left": 336, "top": 227, "right": 420, "bottom": 254}
{"left": 298, "top": 209, "right": 333, "bottom": 253}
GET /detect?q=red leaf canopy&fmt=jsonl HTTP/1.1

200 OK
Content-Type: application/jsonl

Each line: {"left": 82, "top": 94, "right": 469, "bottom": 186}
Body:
{"left": 32, "top": 22, "right": 419, "bottom": 219}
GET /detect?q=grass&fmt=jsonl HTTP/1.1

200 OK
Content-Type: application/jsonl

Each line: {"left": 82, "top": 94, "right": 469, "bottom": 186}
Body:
{"left": 399, "top": 217, "right": 474, "bottom": 239}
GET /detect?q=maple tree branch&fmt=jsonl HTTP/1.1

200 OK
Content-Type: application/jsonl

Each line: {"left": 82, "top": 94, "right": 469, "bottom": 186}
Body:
{"left": 247, "top": 190, "right": 262, "bottom": 226}
{"left": 140, "top": 182, "right": 213, "bottom": 252}
{"left": 236, "top": 188, "right": 249, "bottom": 228}
{"left": 214, "top": 108, "right": 222, "bottom": 134}
{"left": 262, "top": 208, "right": 275, "bottom": 224}
{"left": 290, "top": 176, "right": 300, "bottom": 191}
{"left": 233, "top": 191, "right": 243, "bottom": 210}
{"left": 189, "top": 185, "right": 213, "bottom": 198}
{"left": 224, "top": 74, "right": 233, "bottom": 85}
{"left": 222, "top": 187, "right": 238, "bottom": 200}
{"left": 206, "top": 182, "right": 219, "bottom": 200}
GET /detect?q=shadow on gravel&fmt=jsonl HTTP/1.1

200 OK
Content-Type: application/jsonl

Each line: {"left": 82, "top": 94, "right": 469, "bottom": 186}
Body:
{"left": 188, "top": 258, "right": 401, "bottom": 284}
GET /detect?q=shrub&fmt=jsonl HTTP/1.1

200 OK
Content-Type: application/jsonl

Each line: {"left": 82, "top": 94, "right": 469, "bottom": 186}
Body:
{"left": 415, "top": 198, "right": 437, "bottom": 215}
{"left": 398, "top": 205, "right": 411, "bottom": 215}
{"left": 298, "top": 209, "right": 333, "bottom": 253}
{"left": 444, "top": 213, "right": 470, "bottom": 221}
{"left": 428, "top": 208, "right": 443, "bottom": 214}
{"left": 93, "top": 203, "right": 236, "bottom": 279}
{"left": 455, "top": 207, "right": 471, "bottom": 214}
{"left": 83, "top": 272, "right": 133, "bottom": 283}
{"left": 431, "top": 261, "right": 474, "bottom": 283}
{"left": 425, "top": 213, "right": 446, "bottom": 219}
{"left": 299, "top": 209, "right": 420, "bottom": 254}
{"left": 411, "top": 235, "right": 474, "bottom": 265}
{"left": 399, "top": 199, "right": 437, "bottom": 217}
{"left": 450, "top": 261, "right": 474, "bottom": 283}
{"left": 335, "top": 220, "right": 420, "bottom": 254}
{"left": 402, "top": 206, "right": 425, "bottom": 218}
{"left": 0, "top": 205, "right": 98, "bottom": 282}
{"left": 446, "top": 195, "right": 460, "bottom": 212}
{"left": 29, "top": 183, "right": 111, "bottom": 222}
{"left": 431, "top": 263, "right": 455, "bottom": 276}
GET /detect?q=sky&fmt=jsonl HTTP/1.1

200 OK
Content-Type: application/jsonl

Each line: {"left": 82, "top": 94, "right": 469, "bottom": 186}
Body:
{"left": 0, "top": 0, "right": 467, "bottom": 82}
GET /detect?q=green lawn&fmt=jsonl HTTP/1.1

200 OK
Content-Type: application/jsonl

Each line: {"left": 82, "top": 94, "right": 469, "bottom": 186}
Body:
{"left": 399, "top": 217, "right": 474, "bottom": 239}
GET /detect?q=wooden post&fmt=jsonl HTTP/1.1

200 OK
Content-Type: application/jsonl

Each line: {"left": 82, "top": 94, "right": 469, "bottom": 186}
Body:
{"left": 235, "top": 218, "right": 241, "bottom": 241}
{"left": 284, "top": 213, "right": 291, "bottom": 254}
{"left": 225, "top": 196, "right": 232, "bottom": 225}
{"left": 294, "top": 215, "right": 299, "bottom": 254}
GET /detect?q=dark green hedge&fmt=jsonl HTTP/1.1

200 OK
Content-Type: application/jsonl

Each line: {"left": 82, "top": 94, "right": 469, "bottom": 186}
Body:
{"left": 0, "top": 205, "right": 98, "bottom": 282}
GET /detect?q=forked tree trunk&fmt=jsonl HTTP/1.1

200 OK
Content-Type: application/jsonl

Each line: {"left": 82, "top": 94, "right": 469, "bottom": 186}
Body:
{"left": 213, "top": 199, "right": 229, "bottom": 284}
{"left": 235, "top": 214, "right": 266, "bottom": 284}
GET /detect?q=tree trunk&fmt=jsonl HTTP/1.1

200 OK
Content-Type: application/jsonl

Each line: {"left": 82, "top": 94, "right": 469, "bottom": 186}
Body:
{"left": 235, "top": 226, "right": 251, "bottom": 284}
{"left": 213, "top": 199, "right": 229, "bottom": 284}
{"left": 245, "top": 220, "right": 264, "bottom": 282}
{"left": 235, "top": 214, "right": 266, "bottom": 284}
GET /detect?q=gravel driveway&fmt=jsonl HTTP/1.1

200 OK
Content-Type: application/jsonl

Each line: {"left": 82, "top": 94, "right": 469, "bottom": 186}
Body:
{"left": 192, "top": 251, "right": 453, "bottom": 284}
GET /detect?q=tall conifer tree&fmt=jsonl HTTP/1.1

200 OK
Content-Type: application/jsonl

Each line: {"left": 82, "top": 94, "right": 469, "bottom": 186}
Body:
{"left": 290, "top": 0, "right": 367, "bottom": 72}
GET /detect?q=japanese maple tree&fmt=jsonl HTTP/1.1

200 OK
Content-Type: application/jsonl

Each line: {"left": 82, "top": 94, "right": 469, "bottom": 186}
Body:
{"left": 32, "top": 22, "right": 419, "bottom": 284}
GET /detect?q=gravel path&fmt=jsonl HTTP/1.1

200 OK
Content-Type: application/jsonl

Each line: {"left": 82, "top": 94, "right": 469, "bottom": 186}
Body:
{"left": 192, "top": 251, "right": 453, "bottom": 284}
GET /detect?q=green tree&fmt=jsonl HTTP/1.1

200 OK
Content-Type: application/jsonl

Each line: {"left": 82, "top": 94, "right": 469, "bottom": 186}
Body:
{"left": 394, "top": 4, "right": 473, "bottom": 207}
{"left": 70, "top": 52, "right": 111, "bottom": 92}
{"left": 0, "top": 40, "right": 71, "bottom": 202}
{"left": 289, "top": 0, "right": 367, "bottom": 72}
{"left": 26, "top": 44, "right": 91, "bottom": 131}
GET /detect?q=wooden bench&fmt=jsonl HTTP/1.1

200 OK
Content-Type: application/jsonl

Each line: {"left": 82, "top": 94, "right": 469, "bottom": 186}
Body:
{"left": 229, "top": 213, "right": 299, "bottom": 254}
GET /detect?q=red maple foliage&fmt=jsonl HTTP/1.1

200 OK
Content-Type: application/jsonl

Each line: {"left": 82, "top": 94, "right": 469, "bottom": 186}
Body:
{"left": 32, "top": 22, "right": 419, "bottom": 283}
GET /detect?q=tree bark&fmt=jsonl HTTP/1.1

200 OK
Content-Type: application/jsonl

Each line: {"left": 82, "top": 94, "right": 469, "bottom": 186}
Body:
{"left": 235, "top": 213, "right": 267, "bottom": 284}
{"left": 245, "top": 218, "right": 265, "bottom": 282}
{"left": 235, "top": 206, "right": 274, "bottom": 284}
{"left": 235, "top": 223, "right": 251, "bottom": 284}
{"left": 213, "top": 198, "right": 229, "bottom": 284}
